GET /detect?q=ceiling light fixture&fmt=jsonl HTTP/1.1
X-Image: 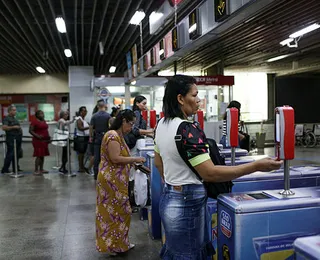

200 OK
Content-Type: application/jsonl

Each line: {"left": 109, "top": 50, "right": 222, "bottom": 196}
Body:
{"left": 36, "top": 67, "right": 46, "bottom": 73}
{"left": 131, "top": 80, "right": 137, "bottom": 85}
{"left": 109, "top": 66, "right": 116, "bottom": 73}
{"left": 99, "top": 42, "right": 104, "bottom": 55}
{"left": 55, "top": 17, "right": 66, "bottom": 33}
{"left": 280, "top": 38, "right": 294, "bottom": 46}
{"left": 159, "top": 49, "right": 165, "bottom": 56}
{"left": 149, "top": 11, "right": 163, "bottom": 24}
{"left": 289, "top": 23, "right": 320, "bottom": 38}
{"left": 188, "top": 23, "right": 197, "bottom": 34}
{"left": 267, "top": 54, "right": 290, "bottom": 62}
{"left": 129, "top": 11, "right": 146, "bottom": 25}
{"left": 64, "top": 49, "right": 72, "bottom": 57}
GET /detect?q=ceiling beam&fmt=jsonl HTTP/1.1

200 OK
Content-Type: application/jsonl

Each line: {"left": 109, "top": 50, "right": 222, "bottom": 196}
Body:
{"left": 25, "top": 0, "right": 64, "bottom": 72}
{"left": 60, "top": 0, "right": 76, "bottom": 65}
{"left": 87, "top": 0, "right": 97, "bottom": 65}
{"left": 81, "top": 0, "right": 85, "bottom": 65}
{"left": 91, "top": 0, "right": 110, "bottom": 65}
{"left": 103, "top": 0, "right": 149, "bottom": 73}
{"left": 74, "top": 0, "right": 79, "bottom": 64}
{"left": 13, "top": 0, "right": 59, "bottom": 73}
{"left": 0, "top": 0, "right": 55, "bottom": 73}
{"left": 97, "top": 0, "right": 130, "bottom": 73}
{"left": 36, "top": 0, "right": 66, "bottom": 71}
{"left": 47, "top": 0, "right": 68, "bottom": 71}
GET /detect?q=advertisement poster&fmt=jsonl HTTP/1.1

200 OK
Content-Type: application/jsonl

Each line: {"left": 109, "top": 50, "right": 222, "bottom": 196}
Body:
{"left": 165, "top": 31, "right": 174, "bottom": 58}
{"left": 15, "top": 104, "right": 28, "bottom": 122}
{"left": 154, "top": 42, "right": 161, "bottom": 64}
{"left": 126, "top": 52, "right": 132, "bottom": 79}
{"left": 131, "top": 44, "right": 138, "bottom": 64}
{"left": 145, "top": 51, "right": 151, "bottom": 70}
{"left": 38, "top": 104, "right": 54, "bottom": 121}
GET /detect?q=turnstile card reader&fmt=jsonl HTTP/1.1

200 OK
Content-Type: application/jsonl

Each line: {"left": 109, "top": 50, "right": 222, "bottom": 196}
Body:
{"left": 217, "top": 187, "right": 320, "bottom": 260}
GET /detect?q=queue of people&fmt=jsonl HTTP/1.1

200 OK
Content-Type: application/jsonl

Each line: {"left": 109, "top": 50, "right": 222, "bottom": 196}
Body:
{"left": 0, "top": 78, "right": 281, "bottom": 259}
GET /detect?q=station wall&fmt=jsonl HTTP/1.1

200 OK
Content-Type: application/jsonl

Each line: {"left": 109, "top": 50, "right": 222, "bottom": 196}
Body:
{"left": 0, "top": 74, "right": 68, "bottom": 94}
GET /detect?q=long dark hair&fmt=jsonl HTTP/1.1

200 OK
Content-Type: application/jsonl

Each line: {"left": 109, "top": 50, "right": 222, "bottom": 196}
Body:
{"left": 132, "top": 95, "right": 146, "bottom": 111}
{"left": 163, "top": 75, "right": 196, "bottom": 121}
{"left": 110, "top": 109, "right": 136, "bottom": 130}
{"left": 223, "top": 100, "right": 241, "bottom": 120}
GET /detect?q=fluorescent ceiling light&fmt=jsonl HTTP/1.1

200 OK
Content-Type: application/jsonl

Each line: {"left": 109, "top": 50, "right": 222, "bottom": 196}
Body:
{"left": 267, "top": 55, "right": 290, "bottom": 62}
{"left": 280, "top": 38, "right": 294, "bottom": 46}
{"left": 55, "top": 17, "right": 66, "bottom": 33}
{"left": 64, "top": 49, "right": 72, "bottom": 57}
{"left": 131, "top": 80, "right": 137, "bottom": 85}
{"left": 289, "top": 23, "right": 320, "bottom": 38}
{"left": 109, "top": 66, "right": 116, "bottom": 73}
{"left": 150, "top": 11, "right": 163, "bottom": 24}
{"left": 129, "top": 11, "right": 145, "bottom": 25}
{"left": 189, "top": 23, "right": 197, "bottom": 34}
{"left": 99, "top": 42, "right": 104, "bottom": 55}
{"left": 36, "top": 67, "right": 45, "bottom": 73}
{"left": 159, "top": 49, "right": 164, "bottom": 56}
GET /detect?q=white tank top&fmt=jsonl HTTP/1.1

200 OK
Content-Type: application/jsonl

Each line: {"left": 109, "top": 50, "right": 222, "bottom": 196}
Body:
{"left": 76, "top": 117, "right": 89, "bottom": 136}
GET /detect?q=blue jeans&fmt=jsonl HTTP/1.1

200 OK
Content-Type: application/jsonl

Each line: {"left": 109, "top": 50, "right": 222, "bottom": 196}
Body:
{"left": 2, "top": 136, "right": 22, "bottom": 172}
{"left": 160, "top": 184, "right": 215, "bottom": 259}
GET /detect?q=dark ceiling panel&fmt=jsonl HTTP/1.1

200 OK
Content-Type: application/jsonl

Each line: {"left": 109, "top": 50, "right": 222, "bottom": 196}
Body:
{"left": 0, "top": 0, "right": 202, "bottom": 75}
{"left": 167, "top": 0, "right": 320, "bottom": 74}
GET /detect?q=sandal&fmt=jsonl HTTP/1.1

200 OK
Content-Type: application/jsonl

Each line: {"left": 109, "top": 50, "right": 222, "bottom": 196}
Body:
{"left": 41, "top": 170, "right": 49, "bottom": 174}
{"left": 33, "top": 171, "right": 43, "bottom": 176}
{"left": 129, "top": 244, "right": 135, "bottom": 250}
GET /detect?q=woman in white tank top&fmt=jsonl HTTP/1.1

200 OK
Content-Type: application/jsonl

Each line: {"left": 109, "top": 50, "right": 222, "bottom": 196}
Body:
{"left": 76, "top": 106, "right": 90, "bottom": 172}
{"left": 154, "top": 75, "right": 282, "bottom": 259}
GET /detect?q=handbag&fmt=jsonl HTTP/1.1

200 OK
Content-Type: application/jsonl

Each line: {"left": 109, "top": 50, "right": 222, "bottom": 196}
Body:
{"left": 52, "top": 128, "right": 69, "bottom": 147}
{"left": 175, "top": 121, "right": 233, "bottom": 199}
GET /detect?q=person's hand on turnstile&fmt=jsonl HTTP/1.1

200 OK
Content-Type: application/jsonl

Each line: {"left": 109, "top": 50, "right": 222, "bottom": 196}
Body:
{"left": 254, "top": 157, "right": 283, "bottom": 172}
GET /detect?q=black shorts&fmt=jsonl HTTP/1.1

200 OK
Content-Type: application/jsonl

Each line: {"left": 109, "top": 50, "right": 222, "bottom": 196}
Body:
{"left": 74, "top": 136, "right": 89, "bottom": 154}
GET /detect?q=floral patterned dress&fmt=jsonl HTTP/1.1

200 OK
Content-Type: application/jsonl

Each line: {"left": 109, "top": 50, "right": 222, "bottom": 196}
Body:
{"left": 96, "top": 130, "right": 132, "bottom": 253}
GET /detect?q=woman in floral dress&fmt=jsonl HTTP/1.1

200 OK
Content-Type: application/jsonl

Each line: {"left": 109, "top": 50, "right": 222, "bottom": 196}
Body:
{"left": 96, "top": 109, "right": 146, "bottom": 256}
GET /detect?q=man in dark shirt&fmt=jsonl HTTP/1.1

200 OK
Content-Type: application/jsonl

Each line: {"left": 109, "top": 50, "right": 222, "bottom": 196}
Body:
{"left": 89, "top": 100, "right": 111, "bottom": 180}
{"left": 1, "top": 105, "right": 23, "bottom": 174}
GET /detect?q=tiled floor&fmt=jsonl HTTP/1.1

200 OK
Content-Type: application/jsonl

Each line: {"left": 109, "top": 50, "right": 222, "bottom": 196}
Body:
{"left": 0, "top": 143, "right": 162, "bottom": 260}
{"left": 0, "top": 143, "right": 319, "bottom": 259}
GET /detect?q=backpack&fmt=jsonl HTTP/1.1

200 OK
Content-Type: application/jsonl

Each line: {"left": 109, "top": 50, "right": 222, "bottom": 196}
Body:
{"left": 175, "top": 121, "right": 233, "bottom": 199}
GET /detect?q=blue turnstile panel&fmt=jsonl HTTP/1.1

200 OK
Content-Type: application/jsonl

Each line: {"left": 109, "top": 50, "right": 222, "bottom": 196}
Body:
{"left": 220, "top": 148, "right": 248, "bottom": 158}
{"left": 217, "top": 187, "right": 320, "bottom": 260}
{"left": 147, "top": 152, "right": 163, "bottom": 239}
{"left": 225, "top": 155, "right": 268, "bottom": 166}
{"left": 137, "top": 146, "right": 154, "bottom": 167}
{"left": 294, "top": 235, "right": 320, "bottom": 260}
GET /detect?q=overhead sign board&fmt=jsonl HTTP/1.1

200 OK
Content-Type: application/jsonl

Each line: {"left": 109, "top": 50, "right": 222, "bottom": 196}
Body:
{"left": 172, "top": 27, "right": 179, "bottom": 51}
{"left": 214, "top": 0, "right": 229, "bottom": 22}
{"left": 195, "top": 75, "right": 234, "bottom": 86}
{"left": 189, "top": 9, "right": 201, "bottom": 40}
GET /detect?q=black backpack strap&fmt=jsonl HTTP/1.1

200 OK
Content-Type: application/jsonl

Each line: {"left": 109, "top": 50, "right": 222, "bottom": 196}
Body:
{"left": 175, "top": 121, "right": 203, "bottom": 182}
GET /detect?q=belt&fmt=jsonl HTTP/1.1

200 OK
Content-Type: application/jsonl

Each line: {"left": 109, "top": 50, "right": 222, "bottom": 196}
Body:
{"left": 95, "top": 132, "right": 106, "bottom": 135}
{"left": 166, "top": 183, "right": 205, "bottom": 192}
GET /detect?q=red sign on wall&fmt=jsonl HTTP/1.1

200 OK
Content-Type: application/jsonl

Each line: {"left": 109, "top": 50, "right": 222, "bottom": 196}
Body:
{"left": 168, "top": 0, "right": 184, "bottom": 6}
{"left": 195, "top": 75, "right": 234, "bottom": 86}
{"left": 165, "top": 31, "right": 174, "bottom": 58}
